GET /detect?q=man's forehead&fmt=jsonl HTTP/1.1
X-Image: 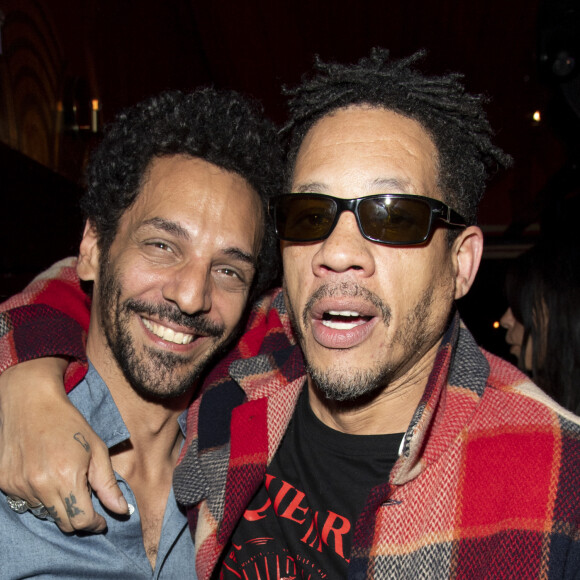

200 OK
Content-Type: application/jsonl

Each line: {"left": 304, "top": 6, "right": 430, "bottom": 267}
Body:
{"left": 117, "top": 155, "right": 263, "bottom": 250}
{"left": 298, "top": 105, "right": 435, "bottom": 150}
{"left": 132, "top": 155, "right": 259, "bottom": 215}
{"left": 291, "top": 106, "right": 440, "bottom": 197}
{"left": 142, "top": 154, "right": 253, "bottom": 193}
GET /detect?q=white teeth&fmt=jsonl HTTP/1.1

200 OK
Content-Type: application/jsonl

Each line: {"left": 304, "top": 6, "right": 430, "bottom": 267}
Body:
{"left": 141, "top": 318, "right": 194, "bottom": 345}
{"left": 322, "top": 309, "right": 368, "bottom": 330}
{"left": 322, "top": 319, "right": 364, "bottom": 330}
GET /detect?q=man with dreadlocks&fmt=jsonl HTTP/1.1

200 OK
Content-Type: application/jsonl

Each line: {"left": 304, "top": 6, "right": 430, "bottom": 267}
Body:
{"left": 0, "top": 50, "right": 579, "bottom": 578}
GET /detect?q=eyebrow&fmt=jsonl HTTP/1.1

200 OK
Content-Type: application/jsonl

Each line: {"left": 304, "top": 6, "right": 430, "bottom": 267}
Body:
{"left": 293, "top": 182, "right": 326, "bottom": 193}
{"left": 222, "top": 247, "right": 257, "bottom": 269}
{"left": 142, "top": 217, "right": 191, "bottom": 240}
{"left": 141, "top": 217, "right": 257, "bottom": 269}
{"left": 293, "top": 177, "right": 413, "bottom": 194}
{"left": 370, "top": 177, "right": 413, "bottom": 192}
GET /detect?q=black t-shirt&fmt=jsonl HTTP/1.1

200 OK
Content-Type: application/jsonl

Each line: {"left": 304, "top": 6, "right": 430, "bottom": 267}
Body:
{"left": 218, "top": 390, "right": 403, "bottom": 579}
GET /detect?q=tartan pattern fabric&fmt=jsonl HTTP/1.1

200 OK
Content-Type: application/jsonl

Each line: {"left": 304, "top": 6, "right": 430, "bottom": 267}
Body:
{"left": 173, "top": 289, "right": 580, "bottom": 579}
{"left": 0, "top": 258, "right": 89, "bottom": 390}
{"left": 3, "top": 263, "right": 580, "bottom": 578}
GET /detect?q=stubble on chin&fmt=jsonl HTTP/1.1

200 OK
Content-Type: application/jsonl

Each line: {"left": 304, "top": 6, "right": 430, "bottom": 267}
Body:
{"left": 285, "top": 281, "right": 449, "bottom": 404}
{"left": 95, "top": 258, "right": 228, "bottom": 400}
{"left": 284, "top": 281, "right": 395, "bottom": 402}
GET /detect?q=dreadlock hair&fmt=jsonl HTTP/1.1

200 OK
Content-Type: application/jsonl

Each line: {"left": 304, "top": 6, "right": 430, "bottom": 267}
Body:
{"left": 283, "top": 48, "right": 512, "bottom": 226}
{"left": 82, "top": 88, "right": 284, "bottom": 299}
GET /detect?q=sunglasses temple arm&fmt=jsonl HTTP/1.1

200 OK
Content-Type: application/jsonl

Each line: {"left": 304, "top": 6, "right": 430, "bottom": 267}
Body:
{"left": 443, "top": 206, "right": 467, "bottom": 227}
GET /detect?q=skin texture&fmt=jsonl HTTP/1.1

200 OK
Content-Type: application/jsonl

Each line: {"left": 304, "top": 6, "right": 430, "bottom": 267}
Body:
{"left": 0, "top": 155, "right": 263, "bottom": 551}
{"left": 78, "top": 155, "right": 262, "bottom": 564}
{"left": 80, "top": 155, "right": 262, "bottom": 402}
{"left": 500, "top": 307, "right": 533, "bottom": 370}
{"left": 282, "top": 106, "right": 483, "bottom": 435}
{"left": 0, "top": 108, "right": 484, "bottom": 537}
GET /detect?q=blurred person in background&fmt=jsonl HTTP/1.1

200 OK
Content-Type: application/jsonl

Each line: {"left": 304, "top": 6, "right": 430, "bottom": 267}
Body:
{"left": 500, "top": 241, "right": 580, "bottom": 414}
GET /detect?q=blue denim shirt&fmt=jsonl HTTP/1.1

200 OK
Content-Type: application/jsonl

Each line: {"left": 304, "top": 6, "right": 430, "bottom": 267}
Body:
{"left": 0, "top": 363, "right": 197, "bottom": 579}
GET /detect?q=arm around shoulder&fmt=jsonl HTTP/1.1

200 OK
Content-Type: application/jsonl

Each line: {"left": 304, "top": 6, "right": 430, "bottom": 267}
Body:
{"left": 0, "top": 259, "right": 126, "bottom": 532}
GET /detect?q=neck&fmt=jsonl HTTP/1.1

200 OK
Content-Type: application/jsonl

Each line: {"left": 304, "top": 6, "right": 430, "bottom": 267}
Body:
{"left": 85, "top": 333, "right": 191, "bottom": 570}
{"left": 86, "top": 337, "right": 191, "bottom": 472}
{"left": 307, "top": 341, "right": 440, "bottom": 435}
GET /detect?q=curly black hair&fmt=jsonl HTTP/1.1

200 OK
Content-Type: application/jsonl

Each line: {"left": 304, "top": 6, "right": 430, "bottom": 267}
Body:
{"left": 82, "top": 88, "right": 284, "bottom": 298}
{"left": 282, "top": 48, "right": 512, "bottom": 226}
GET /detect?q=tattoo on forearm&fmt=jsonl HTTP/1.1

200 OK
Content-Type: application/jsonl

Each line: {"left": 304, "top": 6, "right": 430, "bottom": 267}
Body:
{"left": 73, "top": 433, "right": 90, "bottom": 452}
{"left": 64, "top": 493, "right": 84, "bottom": 519}
{"left": 46, "top": 505, "right": 62, "bottom": 526}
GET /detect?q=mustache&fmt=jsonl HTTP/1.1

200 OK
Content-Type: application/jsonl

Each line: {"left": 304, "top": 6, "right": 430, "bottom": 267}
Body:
{"left": 302, "top": 282, "right": 392, "bottom": 327}
{"left": 124, "top": 299, "right": 226, "bottom": 339}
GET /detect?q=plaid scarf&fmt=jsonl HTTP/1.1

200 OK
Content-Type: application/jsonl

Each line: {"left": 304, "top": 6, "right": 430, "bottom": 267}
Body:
{"left": 173, "top": 290, "right": 580, "bottom": 579}
{"left": 2, "top": 265, "right": 579, "bottom": 578}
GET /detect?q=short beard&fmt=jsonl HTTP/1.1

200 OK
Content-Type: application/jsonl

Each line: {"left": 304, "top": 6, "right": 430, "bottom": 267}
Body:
{"left": 285, "top": 281, "right": 439, "bottom": 403}
{"left": 97, "top": 254, "right": 227, "bottom": 400}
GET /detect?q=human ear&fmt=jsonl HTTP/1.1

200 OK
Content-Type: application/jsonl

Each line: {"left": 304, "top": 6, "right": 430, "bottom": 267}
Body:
{"left": 77, "top": 221, "right": 100, "bottom": 282}
{"left": 452, "top": 226, "right": 483, "bottom": 300}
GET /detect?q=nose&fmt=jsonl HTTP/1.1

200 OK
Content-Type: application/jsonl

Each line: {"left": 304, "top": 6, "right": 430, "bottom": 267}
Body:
{"left": 500, "top": 307, "right": 515, "bottom": 330}
{"left": 311, "top": 211, "right": 376, "bottom": 277}
{"left": 161, "top": 261, "right": 212, "bottom": 315}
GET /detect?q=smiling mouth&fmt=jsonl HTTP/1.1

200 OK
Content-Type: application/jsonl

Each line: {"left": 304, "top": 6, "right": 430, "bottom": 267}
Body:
{"left": 141, "top": 318, "right": 195, "bottom": 345}
{"left": 321, "top": 310, "right": 372, "bottom": 330}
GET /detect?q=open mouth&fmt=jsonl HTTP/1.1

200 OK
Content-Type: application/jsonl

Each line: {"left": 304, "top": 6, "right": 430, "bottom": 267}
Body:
{"left": 322, "top": 310, "right": 372, "bottom": 330}
{"left": 141, "top": 318, "right": 195, "bottom": 345}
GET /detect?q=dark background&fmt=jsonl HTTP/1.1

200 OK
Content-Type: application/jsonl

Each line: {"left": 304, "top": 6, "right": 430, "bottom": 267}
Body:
{"left": 1, "top": 0, "right": 578, "bottom": 361}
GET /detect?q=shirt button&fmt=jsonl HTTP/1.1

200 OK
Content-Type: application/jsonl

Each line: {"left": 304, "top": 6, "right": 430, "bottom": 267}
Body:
{"left": 127, "top": 504, "right": 135, "bottom": 515}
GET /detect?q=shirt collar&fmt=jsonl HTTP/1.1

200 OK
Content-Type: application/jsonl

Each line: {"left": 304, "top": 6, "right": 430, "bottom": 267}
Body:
{"left": 67, "top": 361, "right": 187, "bottom": 450}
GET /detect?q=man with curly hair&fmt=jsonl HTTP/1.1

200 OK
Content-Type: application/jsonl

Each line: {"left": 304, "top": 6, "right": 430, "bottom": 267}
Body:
{"left": 0, "top": 88, "right": 282, "bottom": 578}
{"left": 1, "top": 50, "right": 580, "bottom": 578}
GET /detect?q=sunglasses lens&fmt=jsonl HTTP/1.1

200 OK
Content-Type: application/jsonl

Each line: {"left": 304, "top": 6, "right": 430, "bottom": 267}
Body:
{"left": 359, "top": 197, "right": 431, "bottom": 243}
{"left": 274, "top": 196, "right": 336, "bottom": 241}
{"left": 273, "top": 195, "right": 439, "bottom": 244}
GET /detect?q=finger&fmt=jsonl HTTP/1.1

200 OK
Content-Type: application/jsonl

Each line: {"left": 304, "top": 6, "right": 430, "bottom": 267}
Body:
{"left": 26, "top": 462, "right": 107, "bottom": 534}
{"left": 87, "top": 443, "right": 128, "bottom": 515}
{"left": 24, "top": 491, "right": 78, "bottom": 533}
{"left": 22, "top": 485, "right": 101, "bottom": 533}
{"left": 60, "top": 487, "right": 108, "bottom": 533}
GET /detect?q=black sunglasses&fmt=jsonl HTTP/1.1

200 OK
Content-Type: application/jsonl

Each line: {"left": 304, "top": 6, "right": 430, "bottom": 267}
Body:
{"left": 269, "top": 193, "right": 467, "bottom": 246}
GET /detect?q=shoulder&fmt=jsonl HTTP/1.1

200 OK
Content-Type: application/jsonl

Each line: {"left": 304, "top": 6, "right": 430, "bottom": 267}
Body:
{"left": 482, "top": 349, "right": 580, "bottom": 430}
{"left": 456, "top": 350, "right": 580, "bottom": 526}
{"left": 467, "top": 350, "right": 580, "bottom": 485}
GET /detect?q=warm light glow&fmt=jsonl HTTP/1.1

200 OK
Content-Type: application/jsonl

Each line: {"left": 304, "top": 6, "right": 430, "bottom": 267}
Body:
{"left": 91, "top": 100, "right": 100, "bottom": 132}
{"left": 532, "top": 110, "right": 541, "bottom": 122}
{"left": 493, "top": 321, "right": 500, "bottom": 329}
